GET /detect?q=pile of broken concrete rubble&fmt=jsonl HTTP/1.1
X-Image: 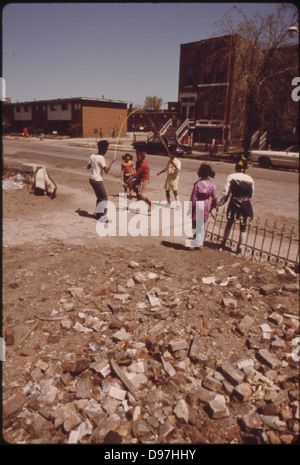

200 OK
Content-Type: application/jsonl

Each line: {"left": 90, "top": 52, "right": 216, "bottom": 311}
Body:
{"left": 3, "top": 254, "right": 299, "bottom": 445}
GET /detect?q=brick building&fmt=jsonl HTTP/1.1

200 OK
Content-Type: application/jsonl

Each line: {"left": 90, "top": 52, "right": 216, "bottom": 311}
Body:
{"left": 178, "top": 34, "right": 245, "bottom": 145}
{"left": 177, "top": 34, "right": 299, "bottom": 148}
{"left": 127, "top": 104, "right": 179, "bottom": 133}
{"left": 3, "top": 97, "right": 132, "bottom": 138}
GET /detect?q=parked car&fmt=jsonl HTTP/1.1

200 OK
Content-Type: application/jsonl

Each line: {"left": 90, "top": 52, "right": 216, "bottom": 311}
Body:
{"left": 249, "top": 145, "right": 299, "bottom": 170}
{"left": 132, "top": 135, "right": 192, "bottom": 156}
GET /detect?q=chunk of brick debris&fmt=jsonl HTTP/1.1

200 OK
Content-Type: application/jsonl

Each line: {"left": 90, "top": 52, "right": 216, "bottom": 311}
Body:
{"left": 159, "top": 422, "right": 174, "bottom": 439}
{"left": 90, "top": 360, "right": 111, "bottom": 378}
{"left": 112, "top": 329, "right": 130, "bottom": 343}
{"left": 61, "top": 319, "right": 72, "bottom": 330}
{"left": 3, "top": 392, "right": 26, "bottom": 419}
{"left": 269, "top": 390, "right": 289, "bottom": 406}
{"left": 108, "top": 386, "right": 127, "bottom": 401}
{"left": 128, "top": 261, "right": 139, "bottom": 269}
{"left": 76, "top": 374, "right": 91, "bottom": 399}
{"left": 39, "top": 383, "right": 58, "bottom": 404}
{"left": 247, "top": 335, "right": 261, "bottom": 350}
{"left": 236, "top": 315, "right": 255, "bottom": 336}
{"left": 124, "top": 320, "right": 139, "bottom": 332}
{"left": 126, "top": 278, "right": 135, "bottom": 288}
{"left": 63, "top": 359, "right": 90, "bottom": 374}
{"left": 189, "top": 335, "right": 206, "bottom": 362}
{"left": 132, "top": 419, "right": 150, "bottom": 438}
{"left": 160, "top": 356, "right": 176, "bottom": 377}
{"left": 260, "top": 415, "right": 286, "bottom": 431}
{"left": 168, "top": 339, "right": 188, "bottom": 353}
{"left": 239, "top": 412, "right": 263, "bottom": 432}
{"left": 233, "top": 382, "right": 253, "bottom": 402}
{"left": 202, "top": 374, "right": 223, "bottom": 392}
{"left": 219, "top": 362, "right": 245, "bottom": 386}
{"left": 237, "top": 359, "right": 254, "bottom": 370}
{"left": 256, "top": 349, "right": 282, "bottom": 370}
{"left": 268, "top": 312, "right": 284, "bottom": 326}
{"left": 283, "top": 283, "right": 299, "bottom": 292}
{"left": 134, "top": 272, "right": 146, "bottom": 284}
{"left": 68, "top": 286, "right": 84, "bottom": 296}
{"left": 271, "top": 338, "right": 286, "bottom": 350}
{"left": 146, "top": 292, "right": 161, "bottom": 307}
{"left": 189, "top": 388, "right": 218, "bottom": 407}
{"left": 222, "top": 297, "right": 237, "bottom": 309}
{"left": 5, "top": 327, "right": 15, "bottom": 346}
{"left": 260, "top": 284, "right": 279, "bottom": 295}
{"left": 207, "top": 397, "right": 230, "bottom": 419}
{"left": 174, "top": 399, "right": 189, "bottom": 423}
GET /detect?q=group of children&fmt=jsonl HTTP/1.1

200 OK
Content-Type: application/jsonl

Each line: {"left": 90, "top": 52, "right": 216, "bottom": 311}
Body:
{"left": 88, "top": 139, "right": 254, "bottom": 252}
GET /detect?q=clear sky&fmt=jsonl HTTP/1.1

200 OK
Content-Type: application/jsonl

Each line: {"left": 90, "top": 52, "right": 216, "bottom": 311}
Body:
{"left": 2, "top": 2, "right": 283, "bottom": 107}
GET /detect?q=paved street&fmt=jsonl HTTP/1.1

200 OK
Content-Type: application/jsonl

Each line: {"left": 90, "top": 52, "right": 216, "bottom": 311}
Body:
{"left": 3, "top": 138, "right": 299, "bottom": 229}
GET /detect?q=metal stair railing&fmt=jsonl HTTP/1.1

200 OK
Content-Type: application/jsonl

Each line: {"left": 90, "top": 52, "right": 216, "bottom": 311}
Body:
{"left": 176, "top": 119, "right": 190, "bottom": 143}
{"left": 159, "top": 119, "right": 173, "bottom": 136}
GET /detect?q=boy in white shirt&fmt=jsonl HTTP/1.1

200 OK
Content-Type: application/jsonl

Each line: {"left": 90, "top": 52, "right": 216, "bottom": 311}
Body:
{"left": 87, "top": 140, "right": 115, "bottom": 219}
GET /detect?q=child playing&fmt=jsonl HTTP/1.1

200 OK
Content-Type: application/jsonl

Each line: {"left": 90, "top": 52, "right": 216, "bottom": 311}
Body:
{"left": 157, "top": 152, "right": 181, "bottom": 207}
{"left": 121, "top": 153, "right": 135, "bottom": 197}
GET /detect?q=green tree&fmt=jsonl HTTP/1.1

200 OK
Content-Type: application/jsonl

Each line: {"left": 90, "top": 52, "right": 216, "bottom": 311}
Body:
{"left": 143, "top": 96, "right": 163, "bottom": 111}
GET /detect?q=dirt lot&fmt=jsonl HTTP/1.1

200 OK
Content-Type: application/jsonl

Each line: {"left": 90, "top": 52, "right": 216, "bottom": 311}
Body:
{"left": 2, "top": 162, "right": 299, "bottom": 446}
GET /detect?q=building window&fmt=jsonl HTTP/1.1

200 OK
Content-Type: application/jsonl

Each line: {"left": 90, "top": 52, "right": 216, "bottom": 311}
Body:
{"left": 201, "top": 101, "right": 210, "bottom": 119}
{"left": 203, "top": 63, "right": 212, "bottom": 84}
{"left": 215, "top": 63, "right": 226, "bottom": 83}
{"left": 24, "top": 105, "right": 30, "bottom": 112}
{"left": 50, "top": 104, "right": 57, "bottom": 111}
{"left": 16, "top": 106, "right": 21, "bottom": 113}
{"left": 184, "top": 65, "right": 193, "bottom": 86}
{"left": 62, "top": 103, "right": 68, "bottom": 111}
{"left": 74, "top": 103, "right": 81, "bottom": 110}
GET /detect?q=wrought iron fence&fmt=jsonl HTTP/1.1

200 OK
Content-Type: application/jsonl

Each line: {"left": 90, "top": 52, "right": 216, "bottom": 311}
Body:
{"left": 205, "top": 208, "right": 299, "bottom": 269}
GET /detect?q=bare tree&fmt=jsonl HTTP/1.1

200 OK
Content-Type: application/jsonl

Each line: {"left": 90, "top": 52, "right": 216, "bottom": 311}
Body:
{"left": 214, "top": 3, "right": 298, "bottom": 153}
